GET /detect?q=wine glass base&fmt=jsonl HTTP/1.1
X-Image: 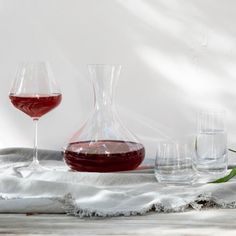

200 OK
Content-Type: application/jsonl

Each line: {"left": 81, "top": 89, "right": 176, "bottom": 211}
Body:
{"left": 15, "top": 162, "right": 49, "bottom": 178}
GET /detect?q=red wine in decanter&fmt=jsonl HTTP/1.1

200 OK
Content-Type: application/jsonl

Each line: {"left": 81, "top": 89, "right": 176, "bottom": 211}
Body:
{"left": 64, "top": 140, "right": 145, "bottom": 172}
{"left": 9, "top": 94, "right": 62, "bottom": 118}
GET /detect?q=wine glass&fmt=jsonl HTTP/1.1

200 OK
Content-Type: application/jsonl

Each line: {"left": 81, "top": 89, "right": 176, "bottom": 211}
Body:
{"left": 9, "top": 62, "right": 62, "bottom": 176}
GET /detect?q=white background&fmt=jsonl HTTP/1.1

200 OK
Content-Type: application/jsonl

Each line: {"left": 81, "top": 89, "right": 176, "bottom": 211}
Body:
{"left": 0, "top": 0, "right": 236, "bottom": 157}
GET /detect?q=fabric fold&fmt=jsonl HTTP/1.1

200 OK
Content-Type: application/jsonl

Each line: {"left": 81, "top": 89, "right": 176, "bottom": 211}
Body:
{"left": 0, "top": 148, "right": 236, "bottom": 217}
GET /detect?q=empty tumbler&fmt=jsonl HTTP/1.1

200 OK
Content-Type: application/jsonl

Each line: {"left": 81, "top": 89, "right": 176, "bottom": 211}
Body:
{"left": 155, "top": 142, "right": 194, "bottom": 184}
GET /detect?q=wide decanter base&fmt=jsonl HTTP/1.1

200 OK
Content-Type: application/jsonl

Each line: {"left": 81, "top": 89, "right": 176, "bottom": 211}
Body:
{"left": 64, "top": 140, "right": 145, "bottom": 172}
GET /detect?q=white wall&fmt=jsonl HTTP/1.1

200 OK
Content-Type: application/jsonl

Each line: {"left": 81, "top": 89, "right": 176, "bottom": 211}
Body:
{"left": 0, "top": 0, "right": 236, "bottom": 157}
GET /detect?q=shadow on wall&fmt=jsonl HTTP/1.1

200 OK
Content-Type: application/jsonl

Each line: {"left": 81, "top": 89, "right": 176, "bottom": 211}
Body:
{"left": 114, "top": 0, "right": 236, "bottom": 148}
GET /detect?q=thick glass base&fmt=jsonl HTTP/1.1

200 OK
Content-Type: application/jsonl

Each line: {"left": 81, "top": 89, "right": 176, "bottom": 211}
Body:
{"left": 155, "top": 172, "right": 195, "bottom": 185}
{"left": 194, "top": 164, "right": 227, "bottom": 183}
{"left": 194, "top": 171, "right": 228, "bottom": 183}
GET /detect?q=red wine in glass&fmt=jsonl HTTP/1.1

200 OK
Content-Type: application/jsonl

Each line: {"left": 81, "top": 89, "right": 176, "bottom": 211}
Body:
{"left": 9, "top": 94, "right": 62, "bottom": 118}
{"left": 9, "top": 62, "right": 62, "bottom": 176}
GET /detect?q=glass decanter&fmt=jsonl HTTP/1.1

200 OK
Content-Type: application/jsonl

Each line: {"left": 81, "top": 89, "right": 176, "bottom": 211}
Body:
{"left": 63, "top": 64, "right": 145, "bottom": 172}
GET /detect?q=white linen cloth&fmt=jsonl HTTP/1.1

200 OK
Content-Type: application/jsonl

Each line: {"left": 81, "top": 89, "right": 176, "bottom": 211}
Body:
{"left": 0, "top": 148, "right": 236, "bottom": 217}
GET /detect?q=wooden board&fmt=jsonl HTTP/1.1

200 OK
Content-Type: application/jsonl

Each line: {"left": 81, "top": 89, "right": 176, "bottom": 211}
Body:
{"left": 0, "top": 209, "right": 235, "bottom": 235}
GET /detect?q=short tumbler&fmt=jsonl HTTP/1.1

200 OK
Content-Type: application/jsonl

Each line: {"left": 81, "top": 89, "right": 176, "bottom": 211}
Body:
{"left": 155, "top": 142, "right": 194, "bottom": 184}
{"left": 194, "top": 110, "right": 228, "bottom": 181}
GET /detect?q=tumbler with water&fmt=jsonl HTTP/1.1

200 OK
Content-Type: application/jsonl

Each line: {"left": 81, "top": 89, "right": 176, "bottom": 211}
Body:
{"left": 194, "top": 110, "right": 228, "bottom": 182}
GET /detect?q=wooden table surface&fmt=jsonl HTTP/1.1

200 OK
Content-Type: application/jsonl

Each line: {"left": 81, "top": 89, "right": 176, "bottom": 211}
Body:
{"left": 1, "top": 209, "right": 236, "bottom": 236}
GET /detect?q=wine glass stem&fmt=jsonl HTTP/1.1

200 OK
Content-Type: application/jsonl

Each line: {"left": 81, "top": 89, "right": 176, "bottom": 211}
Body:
{"left": 33, "top": 118, "right": 39, "bottom": 165}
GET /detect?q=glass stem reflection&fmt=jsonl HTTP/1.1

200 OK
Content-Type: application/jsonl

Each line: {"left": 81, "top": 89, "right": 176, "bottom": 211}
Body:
{"left": 33, "top": 118, "right": 39, "bottom": 165}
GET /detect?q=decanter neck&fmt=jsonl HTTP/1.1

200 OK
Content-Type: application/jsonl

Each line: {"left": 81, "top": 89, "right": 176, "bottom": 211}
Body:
{"left": 88, "top": 64, "right": 121, "bottom": 111}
